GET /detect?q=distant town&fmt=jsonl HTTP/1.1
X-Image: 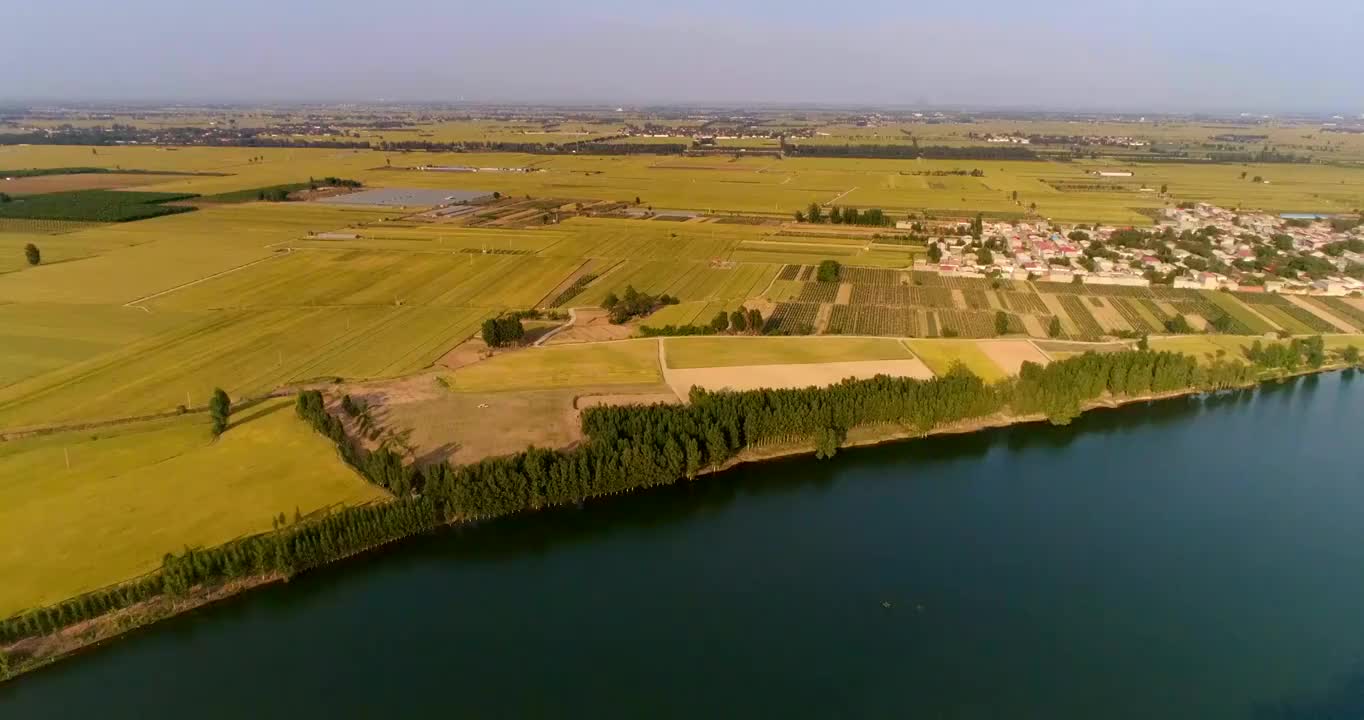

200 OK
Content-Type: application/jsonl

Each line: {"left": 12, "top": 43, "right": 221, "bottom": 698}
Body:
{"left": 918, "top": 204, "right": 1364, "bottom": 296}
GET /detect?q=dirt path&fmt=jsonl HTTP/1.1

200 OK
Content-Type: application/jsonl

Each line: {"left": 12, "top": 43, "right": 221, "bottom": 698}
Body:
{"left": 834, "top": 283, "right": 853, "bottom": 304}
{"left": 824, "top": 186, "right": 859, "bottom": 206}
{"left": 533, "top": 308, "right": 577, "bottom": 346}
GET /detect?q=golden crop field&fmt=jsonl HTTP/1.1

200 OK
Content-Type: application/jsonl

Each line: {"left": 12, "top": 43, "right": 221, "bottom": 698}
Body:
{"left": 0, "top": 398, "right": 388, "bottom": 615}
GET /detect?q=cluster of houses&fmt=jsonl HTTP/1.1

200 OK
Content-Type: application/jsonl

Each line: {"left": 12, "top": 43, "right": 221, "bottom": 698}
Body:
{"left": 910, "top": 203, "right": 1364, "bottom": 296}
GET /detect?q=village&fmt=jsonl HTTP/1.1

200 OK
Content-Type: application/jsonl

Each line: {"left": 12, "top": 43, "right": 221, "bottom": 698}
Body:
{"left": 916, "top": 203, "right": 1364, "bottom": 297}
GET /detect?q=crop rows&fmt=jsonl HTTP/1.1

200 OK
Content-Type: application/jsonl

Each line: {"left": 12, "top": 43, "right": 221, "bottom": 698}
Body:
{"left": 1086, "top": 296, "right": 1104, "bottom": 307}
{"left": 910, "top": 271, "right": 944, "bottom": 287}
{"left": 1273, "top": 304, "right": 1339, "bottom": 333}
{"left": 777, "top": 264, "right": 802, "bottom": 281}
{"left": 764, "top": 302, "right": 820, "bottom": 335}
{"left": 961, "top": 289, "right": 992, "bottom": 310}
{"left": 1056, "top": 294, "right": 1105, "bottom": 338}
{"left": 826, "top": 305, "right": 920, "bottom": 336}
{"left": 1170, "top": 300, "right": 1255, "bottom": 335}
{"left": 940, "top": 275, "right": 1018, "bottom": 291}
{"left": 1312, "top": 297, "right": 1364, "bottom": 330}
{"left": 848, "top": 285, "right": 955, "bottom": 308}
{"left": 925, "top": 313, "right": 939, "bottom": 336}
{"left": 839, "top": 267, "right": 901, "bottom": 285}
{"left": 797, "top": 282, "right": 841, "bottom": 303}
{"left": 1232, "top": 292, "right": 1294, "bottom": 307}
{"left": 1034, "top": 281, "right": 1152, "bottom": 298}
{"left": 1148, "top": 287, "right": 1206, "bottom": 301}
{"left": 936, "top": 309, "right": 1003, "bottom": 338}
{"left": 1109, "top": 298, "right": 1157, "bottom": 333}
{"left": 999, "top": 291, "right": 1049, "bottom": 314}
{"left": 549, "top": 274, "right": 598, "bottom": 307}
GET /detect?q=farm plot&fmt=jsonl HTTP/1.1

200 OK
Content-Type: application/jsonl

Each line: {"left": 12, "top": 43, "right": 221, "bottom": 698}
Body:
{"left": 148, "top": 251, "right": 580, "bottom": 311}
{"left": 564, "top": 260, "right": 777, "bottom": 307}
{"left": 977, "top": 339, "right": 1051, "bottom": 375}
{"left": 764, "top": 302, "right": 821, "bottom": 334}
{"left": 826, "top": 305, "right": 920, "bottom": 336}
{"left": 1231, "top": 294, "right": 1335, "bottom": 333}
{"left": 0, "top": 399, "right": 387, "bottom": 615}
{"left": 905, "top": 339, "right": 1007, "bottom": 382}
{"left": 1034, "top": 281, "right": 1153, "bottom": 299}
{"left": 1054, "top": 294, "right": 1105, "bottom": 338}
{"left": 0, "top": 190, "right": 197, "bottom": 223}
{"left": 1311, "top": 297, "right": 1364, "bottom": 331}
{"left": 444, "top": 339, "right": 662, "bottom": 392}
{"left": 838, "top": 266, "right": 901, "bottom": 285}
{"left": 664, "top": 336, "right": 914, "bottom": 368}
{"left": 1110, "top": 297, "right": 1159, "bottom": 333}
{"left": 543, "top": 217, "right": 762, "bottom": 260}
{"left": 1203, "top": 291, "right": 1276, "bottom": 334}
{"left": 937, "top": 309, "right": 1007, "bottom": 338}
{"left": 960, "top": 289, "right": 992, "bottom": 310}
{"left": 0, "top": 303, "right": 199, "bottom": 388}
{"left": 0, "top": 306, "right": 494, "bottom": 427}
{"left": 797, "top": 282, "right": 841, "bottom": 303}
{"left": 999, "top": 291, "right": 1050, "bottom": 314}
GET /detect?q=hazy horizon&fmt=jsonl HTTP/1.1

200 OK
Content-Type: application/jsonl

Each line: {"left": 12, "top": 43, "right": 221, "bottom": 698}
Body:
{"left": 8, "top": 0, "right": 1363, "bottom": 114}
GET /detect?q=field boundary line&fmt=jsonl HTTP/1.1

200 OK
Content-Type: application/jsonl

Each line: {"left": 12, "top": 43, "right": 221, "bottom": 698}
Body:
{"left": 122, "top": 251, "right": 288, "bottom": 308}
{"left": 824, "top": 186, "right": 859, "bottom": 206}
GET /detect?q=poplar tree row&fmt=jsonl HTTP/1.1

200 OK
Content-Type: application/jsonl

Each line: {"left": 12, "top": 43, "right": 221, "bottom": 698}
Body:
{"left": 0, "top": 347, "right": 1307, "bottom": 646}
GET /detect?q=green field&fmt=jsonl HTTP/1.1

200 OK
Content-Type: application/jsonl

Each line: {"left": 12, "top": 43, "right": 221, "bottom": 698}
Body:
{"left": 0, "top": 398, "right": 388, "bottom": 615}
{"left": 444, "top": 339, "right": 662, "bottom": 392}
{"left": 664, "top": 336, "right": 914, "bottom": 368}
{"left": 905, "top": 339, "right": 1007, "bottom": 382}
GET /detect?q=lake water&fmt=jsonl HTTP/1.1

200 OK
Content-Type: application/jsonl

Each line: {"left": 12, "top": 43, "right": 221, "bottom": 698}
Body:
{"left": 4, "top": 373, "right": 1364, "bottom": 719}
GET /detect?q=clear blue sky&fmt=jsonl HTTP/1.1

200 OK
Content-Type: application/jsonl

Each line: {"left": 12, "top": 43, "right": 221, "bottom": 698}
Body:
{"left": 7, "top": 0, "right": 1362, "bottom": 112}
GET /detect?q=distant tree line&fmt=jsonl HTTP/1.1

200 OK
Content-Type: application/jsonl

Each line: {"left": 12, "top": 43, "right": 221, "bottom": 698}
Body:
{"left": 796, "top": 205, "right": 892, "bottom": 227}
{"left": 787, "top": 144, "right": 1039, "bottom": 160}
{"left": 2, "top": 344, "right": 1352, "bottom": 652}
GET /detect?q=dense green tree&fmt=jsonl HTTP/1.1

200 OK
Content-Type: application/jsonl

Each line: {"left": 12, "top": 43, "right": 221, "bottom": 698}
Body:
{"left": 927, "top": 242, "right": 942, "bottom": 264}
{"left": 995, "top": 311, "right": 1010, "bottom": 336}
{"left": 730, "top": 309, "right": 748, "bottom": 333}
{"left": 806, "top": 203, "right": 823, "bottom": 224}
{"left": 1048, "top": 315, "right": 1062, "bottom": 338}
{"left": 710, "top": 311, "right": 730, "bottom": 333}
{"left": 481, "top": 317, "right": 525, "bottom": 347}
{"left": 816, "top": 260, "right": 841, "bottom": 283}
{"left": 24, "top": 243, "right": 40, "bottom": 266}
{"left": 209, "top": 388, "right": 231, "bottom": 436}
{"left": 747, "top": 308, "right": 763, "bottom": 334}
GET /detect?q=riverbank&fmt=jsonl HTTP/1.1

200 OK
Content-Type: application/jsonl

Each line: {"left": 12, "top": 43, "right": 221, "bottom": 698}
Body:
{"left": 2, "top": 361, "right": 1353, "bottom": 683}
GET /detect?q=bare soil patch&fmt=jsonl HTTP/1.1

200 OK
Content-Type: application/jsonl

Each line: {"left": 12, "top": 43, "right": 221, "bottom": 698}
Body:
{"left": 977, "top": 339, "right": 1051, "bottom": 375}
{"left": 370, "top": 382, "right": 676, "bottom": 466}
{"left": 545, "top": 307, "right": 634, "bottom": 344}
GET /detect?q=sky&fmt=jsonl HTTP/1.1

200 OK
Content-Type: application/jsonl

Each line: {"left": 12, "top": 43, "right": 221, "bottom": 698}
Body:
{"left": 7, "top": 0, "right": 1363, "bottom": 113}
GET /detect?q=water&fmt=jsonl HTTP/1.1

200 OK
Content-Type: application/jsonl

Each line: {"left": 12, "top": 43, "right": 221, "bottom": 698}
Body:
{"left": 4, "top": 373, "right": 1364, "bottom": 719}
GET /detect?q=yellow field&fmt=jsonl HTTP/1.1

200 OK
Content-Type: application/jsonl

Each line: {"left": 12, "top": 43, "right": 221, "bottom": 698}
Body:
{"left": 0, "top": 307, "right": 494, "bottom": 427}
{"left": 444, "top": 339, "right": 662, "bottom": 392}
{"left": 0, "top": 399, "right": 388, "bottom": 615}
{"left": 905, "top": 339, "right": 1008, "bottom": 382}
{"left": 663, "top": 336, "right": 914, "bottom": 369}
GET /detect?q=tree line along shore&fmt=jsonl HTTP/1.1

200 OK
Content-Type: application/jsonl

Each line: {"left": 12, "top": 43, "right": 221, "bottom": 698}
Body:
{"left": 2, "top": 336, "right": 1358, "bottom": 682}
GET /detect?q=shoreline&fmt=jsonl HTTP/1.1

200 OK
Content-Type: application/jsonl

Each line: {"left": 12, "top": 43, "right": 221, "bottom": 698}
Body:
{"left": 1, "top": 363, "right": 1351, "bottom": 683}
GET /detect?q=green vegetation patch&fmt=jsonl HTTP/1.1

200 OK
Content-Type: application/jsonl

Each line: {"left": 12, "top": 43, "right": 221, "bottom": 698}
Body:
{"left": 0, "top": 190, "right": 198, "bottom": 222}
